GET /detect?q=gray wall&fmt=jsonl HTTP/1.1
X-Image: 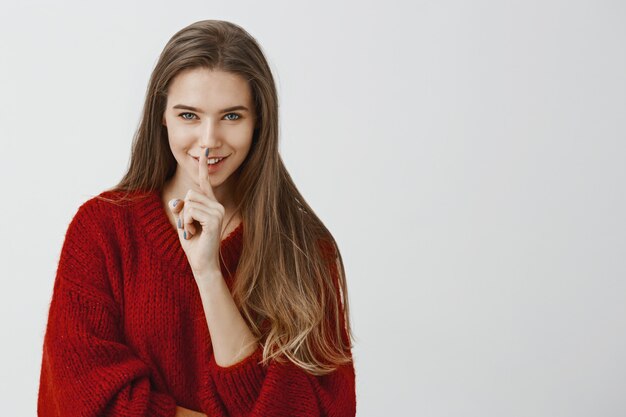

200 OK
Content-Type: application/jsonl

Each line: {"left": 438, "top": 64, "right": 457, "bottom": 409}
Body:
{"left": 1, "top": 0, "right": 624, "bottom": 415}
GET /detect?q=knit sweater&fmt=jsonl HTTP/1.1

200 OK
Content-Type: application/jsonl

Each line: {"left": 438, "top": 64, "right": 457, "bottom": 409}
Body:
{"left": 38, "top": 189, "right": 356, "bottom": 417}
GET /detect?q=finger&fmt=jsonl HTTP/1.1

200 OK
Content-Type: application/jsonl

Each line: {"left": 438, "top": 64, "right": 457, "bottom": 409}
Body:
{"left": 184, "top": 201, "right": 223, "bottom": 222}
{"left": 171, "top": 188, "right": 224, "bottom": 240}
{"left": 183, "top": 190, "right": 223, "bottom": 236}
{"left": 182, "top": 201, "right": 221, "bottom": 239}
{"left": 168, "top": 198, "right": 184, "bottom": 215}
{"left": 185, "top": 201, "right": 224, "bottom": 224}
{"left": 185, "top": 201, "right": 224, "bottom": 236}
{"left": 198, "top": 147, "right": 217, "bottom": 200}
{"left": 182, "top": 204, "right": 197, "bottom": 239}
{"left": 168, "top": 198, "right": 186, "bottom": 232}
{"left": 184, "top": 189, "right": 220, "bottom": 209}
{"left": 182, "top": 202, "right": 209, "bottom": 238}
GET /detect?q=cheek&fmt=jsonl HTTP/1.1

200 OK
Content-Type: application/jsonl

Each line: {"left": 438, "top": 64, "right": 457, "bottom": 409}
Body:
{"left": 167, "top": 127, "right": 194, "bottom": 149}
{"left": 231, "top": 126, "right": 255, "bottom": 147}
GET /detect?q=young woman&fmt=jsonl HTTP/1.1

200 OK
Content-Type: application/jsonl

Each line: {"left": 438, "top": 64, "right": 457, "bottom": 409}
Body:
{"left": 38, "top": 20, "right": 356, "bottom": 417}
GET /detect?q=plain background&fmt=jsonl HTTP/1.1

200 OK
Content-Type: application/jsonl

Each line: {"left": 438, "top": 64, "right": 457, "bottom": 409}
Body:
{"left": 1, "top": 1, "right": 625, "bottom": 416}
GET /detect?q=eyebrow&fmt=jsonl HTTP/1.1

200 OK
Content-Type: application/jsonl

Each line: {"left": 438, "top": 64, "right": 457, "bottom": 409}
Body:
{"left": 172, "top": 104, "right": 249, "bottom": 113}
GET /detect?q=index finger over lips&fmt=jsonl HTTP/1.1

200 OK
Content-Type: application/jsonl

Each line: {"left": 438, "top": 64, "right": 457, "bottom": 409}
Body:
{"left": 198, "top": 147, "right": 216, "bottom": 200}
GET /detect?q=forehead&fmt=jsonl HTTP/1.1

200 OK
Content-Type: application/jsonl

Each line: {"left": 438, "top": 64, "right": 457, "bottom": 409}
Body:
{"left": 166, "top": 67, "right": 252, "bottom": 108}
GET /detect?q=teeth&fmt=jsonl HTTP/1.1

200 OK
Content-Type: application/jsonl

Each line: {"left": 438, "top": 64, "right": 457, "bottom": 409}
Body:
{"left": 207, "top": 157, "right": 224, "bottom": 165}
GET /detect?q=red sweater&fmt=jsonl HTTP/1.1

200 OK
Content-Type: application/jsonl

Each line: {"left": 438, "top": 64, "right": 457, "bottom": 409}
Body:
{"left": 38, "top": 189, "right": 356, "bottom": 417}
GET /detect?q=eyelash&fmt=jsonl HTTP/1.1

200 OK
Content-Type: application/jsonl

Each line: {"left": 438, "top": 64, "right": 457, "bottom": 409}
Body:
{"left": 178, "top": 112, "right": 241, "bottom": 121}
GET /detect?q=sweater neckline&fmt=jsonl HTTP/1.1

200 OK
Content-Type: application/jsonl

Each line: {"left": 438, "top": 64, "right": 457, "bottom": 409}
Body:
{"left": 132, "top": 189, "right": 244, "bottom": 274}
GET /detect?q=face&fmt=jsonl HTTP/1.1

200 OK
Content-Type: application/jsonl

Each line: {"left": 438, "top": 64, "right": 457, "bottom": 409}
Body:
{"left": 161, "top": 67, "right": 257, "bottom": 204}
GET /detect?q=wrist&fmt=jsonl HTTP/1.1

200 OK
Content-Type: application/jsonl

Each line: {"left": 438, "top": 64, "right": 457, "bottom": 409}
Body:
{"left": 193, "top": 268, "right": 223, "bottom": 289}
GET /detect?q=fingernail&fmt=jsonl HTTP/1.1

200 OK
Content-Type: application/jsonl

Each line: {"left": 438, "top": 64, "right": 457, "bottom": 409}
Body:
{"left": 184, "top": 230, "right": 187, "bottom": 239}
{"left": 172, "top": 199, "right": 179, "bottom": 207}
{"left": 205, "top": 148, "right": 210, "bottom": 157}
{"left": 177, "top": 217, "right": 182, "bottom": 228}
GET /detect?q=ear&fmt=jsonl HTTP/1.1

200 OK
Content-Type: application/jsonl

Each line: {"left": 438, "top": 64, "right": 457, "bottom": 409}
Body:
{"left": 162, "top": 116, "right": 167, "bottom": 126}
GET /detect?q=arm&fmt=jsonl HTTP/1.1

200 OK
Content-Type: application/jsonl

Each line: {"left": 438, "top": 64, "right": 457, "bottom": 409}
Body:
{"left": 195, "top": 274, "right": 259, "bottom": 368}
{"left": 196, "top": 251, "right": 356, "bottom": 417}
{"left": 38, "top": 203, "right": 178, "bottom": 417}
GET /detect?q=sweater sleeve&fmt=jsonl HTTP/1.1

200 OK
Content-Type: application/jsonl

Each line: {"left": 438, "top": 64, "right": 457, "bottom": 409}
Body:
{"left": 38, "top": 201, "right": 177, "bottom": 417}
{"left": 199, "top": 241, "right": 357, "bottom": 417}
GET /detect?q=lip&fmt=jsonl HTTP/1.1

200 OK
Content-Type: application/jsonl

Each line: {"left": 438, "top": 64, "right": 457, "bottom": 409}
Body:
{"left": 191, "top": 154, "right": 229, "bottom": 160}
{"left": 190, "top": 153, "right": 229, "bottom": 173}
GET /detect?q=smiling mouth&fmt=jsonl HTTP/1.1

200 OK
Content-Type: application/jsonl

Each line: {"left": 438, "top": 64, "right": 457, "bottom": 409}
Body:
{"left": 191, "top": 154, "right": 229, "bottom": 163}
{"left": 190, "top": 155, "right": 230, "bottom": 168}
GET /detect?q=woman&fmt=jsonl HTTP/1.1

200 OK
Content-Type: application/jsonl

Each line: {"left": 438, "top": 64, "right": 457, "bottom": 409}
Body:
{"left": 38, "top": 20, "right": 356, "bottom": 417}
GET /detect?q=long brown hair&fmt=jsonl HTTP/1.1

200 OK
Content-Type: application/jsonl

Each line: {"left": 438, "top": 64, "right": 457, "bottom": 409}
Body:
{"left": 98, "top": 19, "right": 353, "bottom": 375}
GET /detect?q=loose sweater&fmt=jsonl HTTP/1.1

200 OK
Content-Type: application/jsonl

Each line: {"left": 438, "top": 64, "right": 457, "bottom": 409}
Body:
{"left": 38, "top": 189, "right": 356, "bottom": 417}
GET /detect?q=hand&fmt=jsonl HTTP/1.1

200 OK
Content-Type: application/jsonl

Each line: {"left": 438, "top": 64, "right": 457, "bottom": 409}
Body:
{"left": 175, "top": 405, "right": 208, "bottom": 417}
{"left": 168, "top": 148, "right": 225, "bottom": 277}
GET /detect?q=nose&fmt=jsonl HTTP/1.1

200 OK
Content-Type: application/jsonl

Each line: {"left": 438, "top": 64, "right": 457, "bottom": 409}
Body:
{"left": 199, "top": 120, "right": 221, "bottom": 149}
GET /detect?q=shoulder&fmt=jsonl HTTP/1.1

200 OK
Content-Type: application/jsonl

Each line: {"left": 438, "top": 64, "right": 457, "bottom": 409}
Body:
{"left": 317, "top": 237, "right": 335, "bottom": 255}
{"left": 66, "top": 188, "right": 152, "bottom": 241}
{"left": 55, "top": 190, "right": 150, "bottom": 303}
{"left": 73, "top": 189, "right": 151, "bottom": 220}
{"left": 80, "top": 188, "right": 152, "bottom": 210}
{"left": 315, "top": 234, "right": 340, "bottom": 266}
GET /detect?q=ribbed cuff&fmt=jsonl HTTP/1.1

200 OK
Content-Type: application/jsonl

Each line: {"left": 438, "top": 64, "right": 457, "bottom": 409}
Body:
{"left": 207, "top": 347, "right": 267, "bottom": 415}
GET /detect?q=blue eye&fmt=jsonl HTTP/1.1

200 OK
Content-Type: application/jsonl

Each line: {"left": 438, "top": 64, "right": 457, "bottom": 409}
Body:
{"left": 179, "top": 112, "right": 197, "bottom": 120}
{"left": 177, "top": 112, "right": 240, "bottom": 121}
